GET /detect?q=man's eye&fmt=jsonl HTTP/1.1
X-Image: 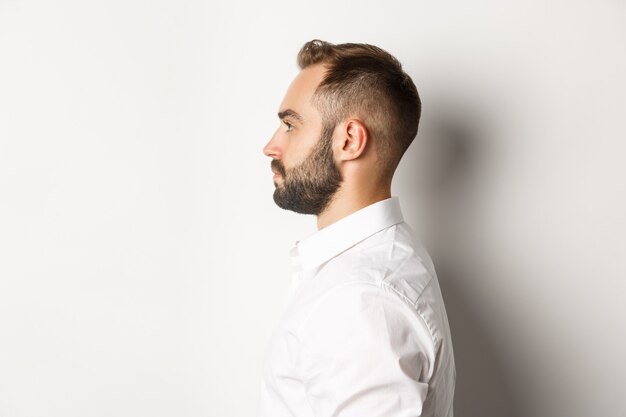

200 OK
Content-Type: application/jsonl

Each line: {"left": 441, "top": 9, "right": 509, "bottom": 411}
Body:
{"left": 283, "top": 120, "right": 294, "bottom": 132}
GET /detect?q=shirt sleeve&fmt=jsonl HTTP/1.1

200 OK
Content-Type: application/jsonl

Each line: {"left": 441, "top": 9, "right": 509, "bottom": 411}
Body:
{"left": 296, "top": 281, "right": 436, "bottom": 417}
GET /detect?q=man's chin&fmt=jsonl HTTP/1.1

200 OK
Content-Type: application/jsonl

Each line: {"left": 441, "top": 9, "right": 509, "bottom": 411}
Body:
{"left": 273, "top": 192, "right": 302, "bottom": 214}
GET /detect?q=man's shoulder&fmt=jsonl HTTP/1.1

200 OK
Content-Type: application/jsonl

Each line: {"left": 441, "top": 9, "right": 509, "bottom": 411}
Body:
{"left": 305, "top": 223, "right": 451, "bottom": 354}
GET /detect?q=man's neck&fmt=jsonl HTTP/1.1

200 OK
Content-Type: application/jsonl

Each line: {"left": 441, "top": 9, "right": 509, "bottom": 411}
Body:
{"left": 316, "top": 187, "right": 392, "bottom": 231}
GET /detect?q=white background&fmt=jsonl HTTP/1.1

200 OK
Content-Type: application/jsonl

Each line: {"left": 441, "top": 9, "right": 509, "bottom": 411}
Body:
{"left": 1, "top": 1, "right": 625, "bottom": 416}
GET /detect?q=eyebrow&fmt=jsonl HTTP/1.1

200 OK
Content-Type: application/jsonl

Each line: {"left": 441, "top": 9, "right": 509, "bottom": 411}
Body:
{"left": 277, "top": 109, "right": 304, "bottom": 124}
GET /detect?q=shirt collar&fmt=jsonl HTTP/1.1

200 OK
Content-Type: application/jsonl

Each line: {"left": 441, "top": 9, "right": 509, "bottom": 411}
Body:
{"left": 290, "top": 196, "right": 405, "bottom": 274}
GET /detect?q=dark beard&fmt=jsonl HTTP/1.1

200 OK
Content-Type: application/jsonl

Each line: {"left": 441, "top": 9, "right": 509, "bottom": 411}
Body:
{"left": 272, "top": 123, "right": 343, "bottom": 215}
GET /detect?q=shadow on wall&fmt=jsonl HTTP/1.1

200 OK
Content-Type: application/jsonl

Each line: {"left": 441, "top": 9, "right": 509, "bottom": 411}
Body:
{"left": 409, "top": 106, "right": 520, "bottom": 417}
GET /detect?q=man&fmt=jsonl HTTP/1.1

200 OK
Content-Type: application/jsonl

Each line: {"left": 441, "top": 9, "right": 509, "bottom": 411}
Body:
{"left": 258, "top": 39, "right": 456, "bottom": 417}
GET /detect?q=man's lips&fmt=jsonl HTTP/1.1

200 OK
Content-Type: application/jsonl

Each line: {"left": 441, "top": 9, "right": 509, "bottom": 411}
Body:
{"left": 271, "top": 160, "right": 284, "bottom": 178}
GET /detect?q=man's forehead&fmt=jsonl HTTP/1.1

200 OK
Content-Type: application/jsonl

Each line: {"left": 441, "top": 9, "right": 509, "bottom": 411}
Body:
{"left": 278, "top": 65, "right": 327, "bottom": 123}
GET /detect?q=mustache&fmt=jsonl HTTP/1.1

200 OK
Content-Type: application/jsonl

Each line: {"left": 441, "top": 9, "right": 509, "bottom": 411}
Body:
{"left": 271, "top": 159, "right": 286, "bottom": 177}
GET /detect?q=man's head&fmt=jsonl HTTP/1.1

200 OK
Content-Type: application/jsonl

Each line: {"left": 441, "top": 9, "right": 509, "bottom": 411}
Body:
{"left": 263, "top": 39, "right": 421, "bottom": 216}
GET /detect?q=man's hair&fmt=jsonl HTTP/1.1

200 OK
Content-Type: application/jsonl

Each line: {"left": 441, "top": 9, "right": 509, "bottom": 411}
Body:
{"left": 297, "top": 39, "right": 421, "bottom": 180}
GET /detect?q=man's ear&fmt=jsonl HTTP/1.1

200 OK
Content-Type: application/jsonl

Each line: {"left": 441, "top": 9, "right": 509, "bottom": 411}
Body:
{"left": 337, "top": 119, "right": 368, "bottom": 161}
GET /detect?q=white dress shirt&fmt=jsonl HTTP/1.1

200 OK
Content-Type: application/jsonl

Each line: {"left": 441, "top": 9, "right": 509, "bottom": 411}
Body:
{"left": 257, "top": 196, "right": 456, "bottom": 417}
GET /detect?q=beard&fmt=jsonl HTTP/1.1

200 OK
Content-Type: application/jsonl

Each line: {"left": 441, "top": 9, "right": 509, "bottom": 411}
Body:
{"left": 271, "top": 123, "right": 343, "bottom": 215}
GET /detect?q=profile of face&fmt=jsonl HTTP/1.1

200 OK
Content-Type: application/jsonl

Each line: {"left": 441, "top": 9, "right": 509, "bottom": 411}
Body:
{"left": 263, "top": 64, "right": 343, "bottom": 216}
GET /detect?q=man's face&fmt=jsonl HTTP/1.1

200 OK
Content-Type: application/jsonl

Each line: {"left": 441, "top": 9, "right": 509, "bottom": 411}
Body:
{"left": 263, "top": 64, "right": 343, "bottom": 215}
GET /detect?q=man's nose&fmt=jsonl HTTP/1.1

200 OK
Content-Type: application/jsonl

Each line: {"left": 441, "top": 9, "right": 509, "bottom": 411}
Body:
{"left": 263, "top": 135, "right": 281, "bottom": 159}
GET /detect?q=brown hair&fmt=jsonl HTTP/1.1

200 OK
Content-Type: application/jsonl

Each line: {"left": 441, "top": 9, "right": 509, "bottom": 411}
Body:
{"left": 297, "top": 39, "right": 421, "bottom": 180}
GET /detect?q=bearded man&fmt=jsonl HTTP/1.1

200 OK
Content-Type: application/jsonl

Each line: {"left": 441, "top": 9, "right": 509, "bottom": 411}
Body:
{"left": 259, "top": 39, "right": 456, "bottom": 417}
